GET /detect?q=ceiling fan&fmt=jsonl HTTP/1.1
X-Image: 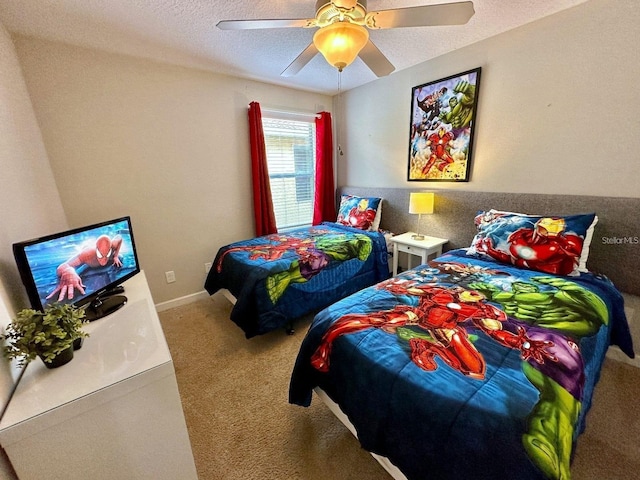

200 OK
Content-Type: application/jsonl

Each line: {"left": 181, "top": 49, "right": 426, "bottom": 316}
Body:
{"left": 217, "top": 1, "right": 475, "bottom": 77}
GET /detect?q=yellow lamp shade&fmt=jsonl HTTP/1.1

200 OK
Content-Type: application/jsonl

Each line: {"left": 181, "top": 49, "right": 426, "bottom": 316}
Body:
{"left": 409, "top": 192, "right": 435, "bottom": 215}
{"left": 313, "top": 21, "right": 369, "bottom": 71}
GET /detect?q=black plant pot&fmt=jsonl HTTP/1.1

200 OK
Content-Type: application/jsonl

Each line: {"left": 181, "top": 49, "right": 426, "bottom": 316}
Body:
{"left": 40, "top": 345, "right": 74, "bottom": 369}
{"left": 73, "top": 337, "right": 84, "bottom": 350}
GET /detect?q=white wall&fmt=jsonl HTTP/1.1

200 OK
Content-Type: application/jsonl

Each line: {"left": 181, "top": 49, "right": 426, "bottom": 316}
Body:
{"left": 337, "top": 0, "right": 640, "bottom": 198}
{"left": 12, "top": 37, "right": 332, "bottom": 306}
{"left": 0, "top": 21, "right": 67, "bottom": 479}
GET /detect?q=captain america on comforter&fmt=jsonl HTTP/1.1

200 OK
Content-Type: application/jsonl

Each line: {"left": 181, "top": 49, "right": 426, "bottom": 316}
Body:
{"left": 289, "top": 249, "right": 634, "bottom": 480}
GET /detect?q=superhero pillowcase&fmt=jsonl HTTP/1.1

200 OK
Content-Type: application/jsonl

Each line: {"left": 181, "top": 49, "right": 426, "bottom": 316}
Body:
{"left": 335, "top": 195, "right": 382, "bottom": 232}
{"left": 466, "top": 209, "right": 598, "bottom": 276}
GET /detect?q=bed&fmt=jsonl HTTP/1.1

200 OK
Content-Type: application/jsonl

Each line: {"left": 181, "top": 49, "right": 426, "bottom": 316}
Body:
{"left": 289, "top": 207, "right": 635, "bottom": 480}
{"left": 204, "top": 195, "right": 390, "bottom": 337}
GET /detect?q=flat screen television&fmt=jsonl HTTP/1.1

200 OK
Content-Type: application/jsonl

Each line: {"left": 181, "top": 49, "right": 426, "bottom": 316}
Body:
{"left": 13, "top": 216, "right": 140, "bottom": 321}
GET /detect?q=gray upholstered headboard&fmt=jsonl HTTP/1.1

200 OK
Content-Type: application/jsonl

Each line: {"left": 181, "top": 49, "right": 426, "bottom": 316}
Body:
{"left": 339, "top": 186, "right": 640, "bottom": 296}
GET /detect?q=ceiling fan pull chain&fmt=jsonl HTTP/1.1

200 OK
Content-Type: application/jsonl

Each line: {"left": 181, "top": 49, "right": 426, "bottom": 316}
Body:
{"left": 337, "top": 70, "right": 344, "bottom": 156}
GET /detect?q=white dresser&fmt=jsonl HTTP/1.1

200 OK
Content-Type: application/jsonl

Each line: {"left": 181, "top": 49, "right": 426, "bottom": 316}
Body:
{"left": 0, "top": 271, "right": 198, "bottom": 480}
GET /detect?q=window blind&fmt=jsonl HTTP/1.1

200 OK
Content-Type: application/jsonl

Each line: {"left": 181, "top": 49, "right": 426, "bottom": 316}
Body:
{"left": 262, "top": 115, "right": 316, "bottom": 230}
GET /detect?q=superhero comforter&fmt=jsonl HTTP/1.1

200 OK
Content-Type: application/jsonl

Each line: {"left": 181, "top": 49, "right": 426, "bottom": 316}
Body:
{"left": 289, "top": 249, "right": 634, "bottom": 480}
{"left": 204, "top": 222, "right": 389, "bottom": 338}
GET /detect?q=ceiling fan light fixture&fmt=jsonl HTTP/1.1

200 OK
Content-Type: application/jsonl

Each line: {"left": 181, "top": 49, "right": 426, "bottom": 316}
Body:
{"left": 313, "top": 21, "right": 369, "bottom": 71}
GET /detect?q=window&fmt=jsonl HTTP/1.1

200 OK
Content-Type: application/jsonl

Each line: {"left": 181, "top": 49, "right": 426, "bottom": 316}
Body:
{"left": 262, "top": 112, "right": 316, "bottom": 230}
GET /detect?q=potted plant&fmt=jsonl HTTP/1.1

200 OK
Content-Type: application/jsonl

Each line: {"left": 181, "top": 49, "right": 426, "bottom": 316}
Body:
{"left": 2, "top": 303, "right": 89, "bottom": 368}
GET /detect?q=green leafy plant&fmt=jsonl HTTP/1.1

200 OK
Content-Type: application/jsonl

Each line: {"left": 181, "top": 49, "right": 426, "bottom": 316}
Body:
{"left": 2, "top": 303, "right": 89, "bottom": 366}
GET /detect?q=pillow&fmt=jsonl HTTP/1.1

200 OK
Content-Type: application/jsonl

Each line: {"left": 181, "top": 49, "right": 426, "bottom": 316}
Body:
{"left": 466, "top": 209, "right": 598, "bottom": 276}
{"left": 336, "top": 195, "right": 382, "bottom": 231}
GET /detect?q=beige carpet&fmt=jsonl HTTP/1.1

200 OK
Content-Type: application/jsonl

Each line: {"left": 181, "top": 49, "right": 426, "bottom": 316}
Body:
{"left": 159, "top": 294, "right": 640, "bottom": 480}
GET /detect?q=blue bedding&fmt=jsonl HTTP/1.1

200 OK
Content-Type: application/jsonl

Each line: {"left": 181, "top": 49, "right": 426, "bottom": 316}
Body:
{"left": 204, "top": 222, "right": 389, "bottom": 338}
{"left": 289, "top": 249, "right": 634, "bottom": 480}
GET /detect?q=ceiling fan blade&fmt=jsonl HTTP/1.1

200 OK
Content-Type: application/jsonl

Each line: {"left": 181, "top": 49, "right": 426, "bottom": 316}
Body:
{"left": 358, "top": 40, "right": 395, "bottom": 77}
{"left": 216, "top": 18, "right": 313, "bottom": 30}
{"left": 281, "top": 43, "right": 319, "bottom": 77}
{"left": 367, "top": 1, "right": 475, "bottom": 29}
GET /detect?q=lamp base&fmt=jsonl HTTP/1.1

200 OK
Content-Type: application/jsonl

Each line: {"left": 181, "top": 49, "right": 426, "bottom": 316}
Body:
{"left": 411, "top": 233, "right": 425, "bottom": 241}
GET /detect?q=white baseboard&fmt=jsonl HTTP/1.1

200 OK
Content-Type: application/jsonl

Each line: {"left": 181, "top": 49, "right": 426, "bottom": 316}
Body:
{"left": 220, "top": 288, "right": 237, "bottom": 305}
{"left": 154, "top": 290, "right": 210, "bottom": 312}
{"left": 606, "top": 346, "right": 640, "bottom": 368}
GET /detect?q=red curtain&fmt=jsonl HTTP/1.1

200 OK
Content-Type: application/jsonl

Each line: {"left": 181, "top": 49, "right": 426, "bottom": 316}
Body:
{"left": 312, "top": 112, "right": 336, "bottom": 225}
{"left": 248, "top": 102, "right": 278, "bottom": 236}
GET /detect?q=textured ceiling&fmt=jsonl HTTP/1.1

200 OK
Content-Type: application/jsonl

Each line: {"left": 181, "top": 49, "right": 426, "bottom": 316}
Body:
{"left": 0, "top": 0, "right": 589, "bottom": 95}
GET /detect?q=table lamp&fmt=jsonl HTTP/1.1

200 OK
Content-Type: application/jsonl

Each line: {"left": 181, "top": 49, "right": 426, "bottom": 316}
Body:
{"left": 409, "top": 192, "right": 435, "bottom": 240}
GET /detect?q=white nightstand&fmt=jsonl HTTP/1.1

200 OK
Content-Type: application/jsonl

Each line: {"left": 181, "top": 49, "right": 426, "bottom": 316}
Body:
{"left": 390, "top": 232, "right": 449, "bottom": 276}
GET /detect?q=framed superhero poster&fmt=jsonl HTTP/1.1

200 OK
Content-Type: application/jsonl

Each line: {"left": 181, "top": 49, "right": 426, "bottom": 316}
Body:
{"left": 408, "top": 67, "right": 481, "bottom": 182}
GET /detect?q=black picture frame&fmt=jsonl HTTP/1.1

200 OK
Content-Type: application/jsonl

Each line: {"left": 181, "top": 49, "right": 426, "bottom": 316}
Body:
{"left": 408, "top": 67, "right": 481, "bottom": 182}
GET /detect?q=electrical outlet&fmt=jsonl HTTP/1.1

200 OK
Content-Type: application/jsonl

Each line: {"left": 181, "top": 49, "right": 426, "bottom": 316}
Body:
{"left": 205, "top": 262, "right": 212, "bottom": 273}
{"left": 165, "top": 271, "right": 176, "bottom": 283}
